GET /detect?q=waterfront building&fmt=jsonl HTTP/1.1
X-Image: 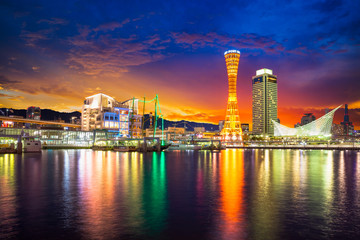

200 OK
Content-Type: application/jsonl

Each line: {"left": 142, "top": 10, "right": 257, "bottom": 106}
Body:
{"left": 331, "top": 123, "right": 343, "bottom": 137}
{"left": 220, "top": 50, "right": 242, "bottom": 141}
{"left": 194, "top": 127, "right": 205, "bottom": 133}
{"left": 81, "top": 93, "right": 130, "bottom": 136}
{"left": 300, "top": 113, "right": 316, "bottom": 125}
{"left": 121, "top": 98, "right": 142, "bottom": 138}
{"left": 241, "top": 123, "right": 250, "bottom": 133}
{"left": 341, "top": 104, "right": 354, "bottom": 135}
{"left": 26, "top": 106, "right": 41, "bottom": 120}
{"left": 0, "top": 127, "right": 93, "bottom": 146}
{"left": 70, "top": 116, "right": 81, "bottom": 125}
{"left": 252, "top": 68, "right": 278, "bottom": 135}
{"left": 273, "top": 106, "right": 341, "bottom": 137}
{"left": 0, "top": 115, "right": 80, "bottom": 130}
{"left": 145, "top": 126, "right": 185, "bottom": 139}
{"left": 201, "top": 131, "right": 219, "bottom": 139}
{"left": 218, "top": 120, "right": 225, "bottom": 132}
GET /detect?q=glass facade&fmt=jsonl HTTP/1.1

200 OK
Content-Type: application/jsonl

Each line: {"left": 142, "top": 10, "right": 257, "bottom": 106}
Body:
{"left": 252, "top": 70, "right": 278, "bottom": 135}
{"left": 0, "top": 128, "right": 93, "bottom": 146}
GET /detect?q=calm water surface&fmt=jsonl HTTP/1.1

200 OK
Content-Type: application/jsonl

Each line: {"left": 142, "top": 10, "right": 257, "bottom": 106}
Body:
{"left": 0, "top": 149, "right": 360, "bottom": 239}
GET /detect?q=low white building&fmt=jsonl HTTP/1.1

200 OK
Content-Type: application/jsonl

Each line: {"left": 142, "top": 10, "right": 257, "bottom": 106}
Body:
{"left": 81, "top": 93, "right": 132, "bottom": 136}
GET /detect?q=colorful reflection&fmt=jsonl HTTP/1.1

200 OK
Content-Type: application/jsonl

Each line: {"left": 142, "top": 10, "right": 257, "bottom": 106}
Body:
{"left": 120, "top": 151, "right": 144, "bottom": 231}
{"left": 218, "top": 149, "right": 245, "bottom": 239}
{"left": 141, "top": 152, "right": 167, "bottom": 236}
{"left": 357, "top": 152, "right": 360, "bottom": 203}
{"left": 250, "top": 149, "right": 279, "bottom": 240}
{"left": 1, "top": 149, "right": 360, "bottom": 239}
{"left": 77, "top": 151, "right": 120, "bottom": 239}
{"left": 0, "top": 154, "right": 17, "bottom": 239}
{"left": 76, "top": 150, "right": 168, "bottom": 239}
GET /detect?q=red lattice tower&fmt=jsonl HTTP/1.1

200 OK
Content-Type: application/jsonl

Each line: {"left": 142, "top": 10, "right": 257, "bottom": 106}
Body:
{"left": 221, "top": 50, "right": 242, "bottom": 142}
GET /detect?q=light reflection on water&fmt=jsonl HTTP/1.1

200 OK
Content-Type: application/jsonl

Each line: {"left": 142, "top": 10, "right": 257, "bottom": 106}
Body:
{"left": 0, "top": 149, "right": 360, "bottom": 239}
{"left": 217, "top": 149, "right": 245, "bottom": 239}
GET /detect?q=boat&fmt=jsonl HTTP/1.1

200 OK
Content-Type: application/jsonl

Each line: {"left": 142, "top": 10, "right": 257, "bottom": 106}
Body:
{"left": 161, "top": 143, "right": 171, "bottom": 151}
{"left": 24, "top": 137, "right": 42, "bottom": 153}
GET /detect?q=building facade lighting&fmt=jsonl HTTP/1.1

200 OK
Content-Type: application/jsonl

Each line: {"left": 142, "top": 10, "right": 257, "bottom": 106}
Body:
{"left": 273, "top": 106, "right": 341, "bottom": 137}
{"left": 220, "top": 50, "right": 242, "bottom": 142}
{"left": 252, "top": 68, "right": 278, "bottom": 135}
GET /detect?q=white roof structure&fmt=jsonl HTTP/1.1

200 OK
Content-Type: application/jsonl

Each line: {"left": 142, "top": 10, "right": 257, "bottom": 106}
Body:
{"left": 273, "top": 105, "right": 341, "bottom": 137}
{"left": 256, "top": 68, "right": 273, "bottom": 75}
{"left": 224, "top": 50, "right": 240, "bottom": 55}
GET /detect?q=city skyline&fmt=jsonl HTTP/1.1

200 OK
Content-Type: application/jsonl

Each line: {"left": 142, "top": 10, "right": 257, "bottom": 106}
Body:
{"left": 0, "top": 0, "right": 360, "bottom": 128}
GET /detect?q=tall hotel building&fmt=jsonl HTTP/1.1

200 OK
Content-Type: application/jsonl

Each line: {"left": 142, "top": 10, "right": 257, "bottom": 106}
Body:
{"left": 252, "top": 68, "right": 278, "bottom": 135}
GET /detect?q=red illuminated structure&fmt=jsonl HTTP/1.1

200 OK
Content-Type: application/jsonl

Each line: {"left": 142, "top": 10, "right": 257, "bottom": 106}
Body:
{"left": 220, "top": 50, "right": 242, "bottom": 142}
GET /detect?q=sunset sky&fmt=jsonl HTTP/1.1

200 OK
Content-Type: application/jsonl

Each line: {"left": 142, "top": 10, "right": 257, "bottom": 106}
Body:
{"left": 0, "top": 0, "right": 359, "bottom": 128}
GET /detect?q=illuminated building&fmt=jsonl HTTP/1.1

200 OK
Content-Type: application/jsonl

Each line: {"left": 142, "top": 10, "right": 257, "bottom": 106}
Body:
{"left": 331, "top": 123, "right": 343, "bottom": 136}
{"left": 300, "top": 113, "right": 316, "bottom": 126}
{"left": 220, "top": 50, "right": 242, "bottom": 141}
{"left": 26, "top": 106, "right": 41, "bottom": 120}
{"left": 252, "top": 68, "right": 278, "bottom": 135}
{"left": 194, "top": 127, "right": 205, "bottom": 133}
{"left": 241, "top": 123, "right": 249, "bottom": 133}
{"left": 273, "top": 106, "right": 341, "bottom": 137}
{"left": 121, "top": 99, "right": 142, "bottom": 138}
{"left": 145, "top": 126, "right": 185, "bottom": 138}
{"left": 218, "top": 120, "right": 225, "bottom": 132}
{"left": 340, "top": 104, "right": 354, "bottom": 135}
{"left": 70, "top": 116, "right": 81, "bottom": 125}
{"left": 0, "top": 127, "right": 93, "bottom": 146}
{"left": 81, "top": 93, "right": 130, "bottom": 136}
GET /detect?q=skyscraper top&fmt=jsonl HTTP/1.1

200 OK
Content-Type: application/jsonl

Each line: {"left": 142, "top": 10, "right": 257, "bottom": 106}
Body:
{"left": 344, "top": 104, "right": 349, "bottom": 122}
{"left": 224, "top": 50, "right": 240, "bottom": 55}
{"left": 256, "top": 68, "right": 273, "bottom": 76}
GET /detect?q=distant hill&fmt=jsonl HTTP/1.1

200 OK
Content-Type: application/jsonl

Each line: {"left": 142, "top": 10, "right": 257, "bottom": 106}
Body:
{"left": 0, "top": 108, "right": 219, "bottom": 131}
{"left": 0, "top": 108, "right": 81, "bottom": 123}
{"left": 142, "top": 114, "right": 219, "bottom": 131}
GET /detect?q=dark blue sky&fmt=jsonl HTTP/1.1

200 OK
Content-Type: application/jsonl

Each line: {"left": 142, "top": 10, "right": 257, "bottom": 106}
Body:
{"left": 0, "top": 0, "right": 359, "bottom": 126}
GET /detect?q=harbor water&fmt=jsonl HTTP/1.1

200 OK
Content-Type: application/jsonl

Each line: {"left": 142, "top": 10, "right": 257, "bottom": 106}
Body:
{"left": 1, "top": 149, "right": 360, "bottom": 239}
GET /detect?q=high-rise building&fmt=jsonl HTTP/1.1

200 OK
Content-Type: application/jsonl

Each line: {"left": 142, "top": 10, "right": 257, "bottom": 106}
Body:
{"left": 301, "top": 113, "right": 316, "bottom": 125}
{"left": 341, "top": 104, "right": 354, "bottom": 135}
{"left": 220, "top": 50, "right": 242, "bottom": 141}
{"left": 26, "top": 106, "right": 41, "bottom": 120}
{"left": 252, "top": 68, "right": 278, "bottom": 135}
{"left": 81, "top": 93, "right": 130, "bottom": 136}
